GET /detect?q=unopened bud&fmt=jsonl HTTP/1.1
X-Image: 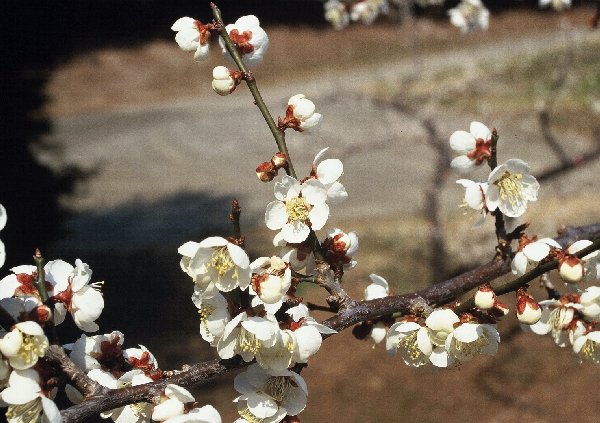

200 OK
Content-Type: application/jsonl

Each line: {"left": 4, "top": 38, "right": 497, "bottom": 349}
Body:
{"left": 0, "top": 330, "right": 23, "bottom": 357}
{"left": 256, "top": 161, "right": 278, "bottom": 182}
{"left": 559, "top": 255, "right": 584, "bottom": 283}
{"left": 271, "top": 152, "right": 288, "bottom": 169}
{"left": 211, "top": 66, "right": 236, "bottom": 96}
{"left": 492, "top": 299, "right": 510, "bottom": 316}
{"left": 33, "top": 305, "right": 53, "bottom": 323}
{"left": 474, "top": 284, "right": 496, "bottom": 310}
{"left": 516, "top": 288, "right": 541, "bottom": 325}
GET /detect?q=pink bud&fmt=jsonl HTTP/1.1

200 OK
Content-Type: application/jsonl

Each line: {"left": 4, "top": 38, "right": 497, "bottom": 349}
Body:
{"left": 256, "top": 162, "right": 278, "bottom": 182}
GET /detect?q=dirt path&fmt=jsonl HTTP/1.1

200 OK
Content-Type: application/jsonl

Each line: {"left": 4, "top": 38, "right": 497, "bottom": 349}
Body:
{"left": 38, "top": 29, "right": 600, "bottom": 252}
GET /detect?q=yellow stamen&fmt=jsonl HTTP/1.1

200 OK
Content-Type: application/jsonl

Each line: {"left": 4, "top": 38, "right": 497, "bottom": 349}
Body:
{"left": 6, "top": 400, "right": 43, "bottom": 423}
{"left": 399, "top": 331, "right": 426, "bottom": 362}
{"left": 238, "top": 406, "right": 266, "bottom": 423}
{"left": 495, "top": 171, "right": 524, "bottom": 207}
{"left": 285, "top": 197, "right": 310, "bottom": 223}
{"left": 239, "top": 328, "right": 261, "bottom": 354}
{"left": 209, "top": 247, "right": 235, "bottom": 278}
{"left": 264, "top": 376, "right": 294, "bottom": 403}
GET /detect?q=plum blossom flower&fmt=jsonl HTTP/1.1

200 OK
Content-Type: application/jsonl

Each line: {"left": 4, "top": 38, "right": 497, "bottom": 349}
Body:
{"left": 539, "top": 0, "right": 571, "bottom": 10}
{"left": 0, "top": 203, "right": 6, "bottom": 268}
{"left": 558, "top": 240, "right": 599, "bottom": 283}
{"left": 448, "top": 0, "right": 490, "bottom": 33}
{"left": 65, "top": 331, "right": 125, "bottom": 372}
{"left": 45, "top": 258, "right": 104, "bottom": 332}
{"left": 311, "top": 148, "right": 348, "bottom": 204}
{"left": 250, "top": 256, "right": 291, "bottom": 305}
{"left": 211, "top": 66, "right": 237, "bottom": 96}
{"left": 178, "top": 237, "right": 251, "bottom": 292}
{"left": 88, "top": 369, "right": 153, "bottom": 422}
{"left": 278, "top": 95, "right": 323, "bottom": 133}
{"left": 456, "top": 179, "right": 488, "bottom": 226}
{"left": 171, "top": 17, "right": 211, "bottom": 61}
{"left": 192, "top": 292, "right": 230, "bottom": 347}
{"left": 217, "top": 312, "right": 280, "bottom": 362}
{"left": 474, "top": 284, "right": 496, "bottom": 310}
{"left": 265, "top": 176, "right": 330, "bottom": 244}
{"left": 234, "top": 364, "right": 307, "bottom": 423}
{"left": 350, "top": 0, "right": 389, "bottom": 25}
{"left": 386, "top": 319, "right": 430, "bottom": 367}
{"left": 573, "top": 331, "right": 600, "bottom": 365}
{"left": 162, "top": 405, "right": 222, "bottom": 423}
{"left": 0, "top": 321, "right": 48, "bottom": 370}
{"left": 511, "top": 236, "right": 561, "bottom": 276}
{"left": 422, "top": 308, "right": 460, "bottom": 367}
{"left": 580, "top": 286, "right": 600, "bottom": 320}
{"left": 486, "top": 159, "right": 539, "bottom": 218}
{"left": 361, "top": 274, "right": 391, "bottom": 345}
{"left": 445, "top": 322, "right": 500, "bottom": 362}
{"left": 322, "top": 228, "right": 358, "bottom": 270}
{"left": 324, "top": 0, "right": 350, "bottom": 30}
{"left": 124, "top": 345, "right": 160, "bottom": 378}
{"left": 526, "top": 298, "right": 581, "bottom": 347}
{"left": 277, "top": 240, "right": 315, "bottom": 275}
{"left": 516, "top": 288, "right": 542, "bottom": 325}
{"left": 450, "top": 122, "right": 492, "bottom": 172}
{"left": 0, "top": 368, "right": 61, "bottom": 423}
{"left": 152, "top": 384, "right": 195, "bottom": 422}
{"left": 219, "top": 15, "right": 269, "bottom": 68}
{"left": 0, "top": 264, "right": 48, "bottom": 303}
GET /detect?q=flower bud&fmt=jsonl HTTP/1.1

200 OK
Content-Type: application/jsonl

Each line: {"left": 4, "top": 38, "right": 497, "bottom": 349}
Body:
{"left": 211, "top": 66, "right": 236, "bottom": 96}
{"left": 257, "top": 274, "right": 288, "bottom": 304}
{"left": 152, "top": 398, "right": 185, "bottom": 421}
{"left": 492, "top": 299, "right": 510, "bottom": 316}
{"left": 271, "top": 152, "right": 288, "bottom": 169}
{"left": 516, "top": 288, "right": 541, "bottom": 325}
{"left": 33, "top": 305, "right": 53, "bottom": 323}
{"left": 256, "top": 161, "right": 278, "bottom": 182}
{"left": 559, "top": 255, "right": 584, "bottom": 283}
{"left": 474, "top": 284, "right": 495, "bottom": 310}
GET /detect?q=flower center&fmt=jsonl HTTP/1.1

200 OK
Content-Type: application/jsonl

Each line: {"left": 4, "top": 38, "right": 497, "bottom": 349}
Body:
{"left": 285, "top": 197, "right": 310, "bottom": 223}
{"left": 209, "top": 247, "right": 235, "bottom": 278}
{"left": 578, "top": 338, "right": 598, "bottom": 360}
{"left": 198, "top": 304, "right": 215, "bottom": 334}
{"left": 6, "top": 399, "right": 43, "bottom": 422}
{"left": 398, "top": 331, "right": 427, "bottom": 362}
{"left": 238, "top": 328, "right": 261, "bottom": 354}
{"left": 238, "top": 406, "right": 266, "bottom": 423}
{"left": 19, "top": 334, "right": 47, "bottom": 365}
{"left": 229, "top": 29, "right": 254, "bottom": 54}
{"left": 264, "top": 376, "right": 294, "bottom": 403}
{"left": 495, "top": 171, "right": 524, "bottom": 207}
{"left": 452, "top": 328, "right": 491, "bottom": 358}
{"left": 549, "top": 307, "right": 573, "bottom": 333}
{"left": 466, "top": 139, "right": 492, "bottom": 164}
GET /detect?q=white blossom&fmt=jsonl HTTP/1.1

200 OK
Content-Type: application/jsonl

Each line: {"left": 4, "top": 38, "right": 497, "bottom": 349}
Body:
{"left": 422, "top": 308, "right": 460, "bottom": 367}
{"left": 152, "top": 384, "right": 195, "bottom": 422}
{"left": 171, "top": 17, "right": 211, "bottom": 61}
{"left": 573, "top": 331, "right": 600, "bottom": 365}
{"left": 448, "top": 0, "right": 490, "bottom": 33}
{"left": 192, "top": 292, "right": 230, "bottom": 347}
{"left": 0, "top": 321, "right": 48, "bottom": 370}
{"left": 312, "top": 148, "right": 348, "bottom": 204}
{"left": 386, "top": 320, "right": 430, "bottom": 367}
{"left": 250, "top": 256, "right": 291, "bottom": 305}
{"left": 580, "top": 286, "right": 600, "bottom": 320}
{"left": 323, "top": 228, "right": 358, "bottom": 270}
{"left": 217, "top": 312, "right": 280, "bottom": 363}
{"left": 456, "top": 179, "right": 488, "bottom": 226}
{"left": 65, "top": 331, "right": 124, "bottom": 372}
{"left": 445, "top": 322, "right": 500, "bottom": 362}
{"left": 474, "top": 285, "right": 495, "bottom": 310}
{"left": 45, "top": 258, "right": 104, "bottom": 332}
{"left": 450, "top": 122, "right": 492, "bottom": 172}
{"left": 486, "top": 159, "right": 539, "bottom": 218}
{"left": 234, "top": 364, "right": 307, "bottom": 423}
{"left": 265, "top": 176, "right": 330, "bottom": 244}
{"left": 211, "top": 66, "right": 236, "bottom": 96}
{"left": 511, "top": 237, "right": 561, "bottom": 276}
{"left": 561, "top": 240, "right": 599, "bottom": 283}
{"left": 163, "top": 405, "right": 222, "bottom": 423}
{"left": 0, "top": 265, "right": 44, "bottom": 302}
{"left": 526, "top": 299, "right": 581, "bottom": 347}
{"left": 178, "top": 237, "right": 251, "bottom": 292}
{"left": 350, "top": 0, "right": 389, "bottom": 25}
{"left": 0, "top": 369, "right": 61, "bottom": 423}
{"left": 219, "top": 15, "right": 269, "bottom": 68}
{"left": 324, "top": 0, "right": 350, "bottom": 30}
{"left": 539, "top": 0, "right": 571, "bottom": 10}
{"left": 285, "top": 94, "right": 323, "bottom": 132}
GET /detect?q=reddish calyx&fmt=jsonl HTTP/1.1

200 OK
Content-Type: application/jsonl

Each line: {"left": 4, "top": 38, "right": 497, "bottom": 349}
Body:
{"left": 466, "top": 139, "right": 492, "bottom": 165}
{"left": 229, "top": 29, "right": 254, "bottom": 54}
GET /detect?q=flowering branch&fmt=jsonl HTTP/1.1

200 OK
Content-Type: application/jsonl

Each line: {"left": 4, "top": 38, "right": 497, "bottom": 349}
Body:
{"left": 33, "top": 248, "right": 49, "bottom": 302}
{"left": 209, "top": 3, "right": 297, "bottom": 179}
{"left": 43, "top": 345, "right": 105, "bottom": 398}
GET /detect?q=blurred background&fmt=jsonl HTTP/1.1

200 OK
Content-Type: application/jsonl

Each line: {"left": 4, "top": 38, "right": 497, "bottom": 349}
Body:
{"left": 1, "top": 0, "right": 600, "bottom": 421}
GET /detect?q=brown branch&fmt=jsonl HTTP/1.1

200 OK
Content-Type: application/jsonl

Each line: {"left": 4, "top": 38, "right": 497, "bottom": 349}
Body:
{"left": 228, "top": 198, "right": 244, "bottom": 247}
{"left": 43, "top": 345, "right": 105, "bottom": 398}
{"left": 59, "top": 222, "right": 600, "bottom": 422}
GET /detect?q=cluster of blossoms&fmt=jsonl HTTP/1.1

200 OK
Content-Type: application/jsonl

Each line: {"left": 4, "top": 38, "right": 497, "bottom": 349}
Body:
{"left": 0, "top": 257, "right": 105, "bottom": 421}
{"left": 323, "top": 0, "right": 572, "bottom": 32}
{"left": 452, "top": 121, "right": 540, "bottom": 221}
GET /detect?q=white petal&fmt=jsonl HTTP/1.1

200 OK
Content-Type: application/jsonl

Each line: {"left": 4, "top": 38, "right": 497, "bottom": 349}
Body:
{"left": 449, "top": 131, "right": 475, "bottom": 153}
{"left": 0, "top": 274, "right": 21, "bottom": 299}
{"left": 198, "top": 237, "right": 228, "bottom": 249}
{"left": 308, "top": 203, "right": 329, "bottom": 231}
{"left": 265, "top": 202, "right": 288, "bottom": 230}
{"left": 469, "top": 121, "right": 491, "bottom": 141}
{"left": 451, "top": 155, "right": 476, "bottom": 172}
{"left": 281, "top": 221, "right": 310, "bottom": 244}
{"left": 317, "top": 159, "right": 343, "bottom": 185}
{"left": 453, "top": 324, "right": 479, "bottom": 343}
{"left": 301, "top": 179, "right": 328, "bottom": 205}
{"left": 313, "top": 147, "right": 329, "bottom": 165}
{"left": 178, "top": 241, "right": 201, "bottom": 258}
{"left": 511, "top": 252, "right": 528, "bottom": 276}
{"left": 0, "top": 204, "right": 6, "bottom": 230}
{"left": 293, "top": 326, "right": 322, "bottom": 362}
{"left": 429, "top": 346, "right": 452, "bottom": 367}
{"left": 523, "top": 242, "right": 550, "bottom": 261}
{"left": 44, "top": 259, "right": 75, "bottom": 292}
{"left": 326, "top": 181, "right": 348, "bottom": 204}
{"left": 246, "top": 393, "right": 279, "bottom": 418}
{"left": 41, "top": 397, "right": 62, "bottom": 423}
{"left": 227, "top": 243, "right": 250, "bottom": 269}
{"left": 171, "top": 17, "right": 196, "bottom": 32}
{"left": 283, "top": 387, "right": 307, "bottom": 416}
{"left": 505, "top": 158, "right": 530, "bottom": 174}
